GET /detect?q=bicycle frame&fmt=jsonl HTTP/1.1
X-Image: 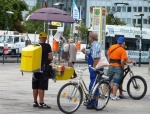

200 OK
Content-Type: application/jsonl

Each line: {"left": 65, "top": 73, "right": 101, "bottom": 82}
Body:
{"left": 69, "top": 67, "right": 102, "bottom": 104}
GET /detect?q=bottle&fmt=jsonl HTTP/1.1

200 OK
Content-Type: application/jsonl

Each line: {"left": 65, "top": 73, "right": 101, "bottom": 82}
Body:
{"left": 61, "top": 65, "right": 65, "bottom": 75}
{"left": 57, "top": 65, "right": 61, "bottom": 75}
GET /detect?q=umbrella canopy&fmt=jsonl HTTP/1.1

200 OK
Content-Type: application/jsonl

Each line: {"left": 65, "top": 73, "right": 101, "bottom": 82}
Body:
{"left": 28, "top": 7, "right": 75, "bottom": 23}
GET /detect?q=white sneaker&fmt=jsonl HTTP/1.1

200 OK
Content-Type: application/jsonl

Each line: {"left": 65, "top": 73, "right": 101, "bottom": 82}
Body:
{"left": 111, "top": 95, "right": 120, "bottom": 100}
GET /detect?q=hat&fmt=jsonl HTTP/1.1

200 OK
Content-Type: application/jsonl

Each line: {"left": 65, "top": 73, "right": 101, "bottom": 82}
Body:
{"left": 68, "top": 38, "right": 73, "bottom": 43}
{"left": 39, "top": 32, "right": 47, "bottom": 38}
{"left": 117, "top": 36, "right": 125, "bottom": 44}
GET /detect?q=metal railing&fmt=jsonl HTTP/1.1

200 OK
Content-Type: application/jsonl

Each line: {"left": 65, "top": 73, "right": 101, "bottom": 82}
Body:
{"left": 2, "top": 48, "right": 20, "bottom": 64}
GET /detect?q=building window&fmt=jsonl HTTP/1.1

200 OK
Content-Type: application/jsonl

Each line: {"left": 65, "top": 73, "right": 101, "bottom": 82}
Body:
{"left": 143, "top": 19, "right": 147, "bottom": 24}
{"left": 117, "top": 6, "right": 121, "bottom": 12}
{"left": 133, "top": 19, "right": 136, "bottom": 24}
{"left": 138, "top": 19, "right": 142, "bottom": 24}
{"left": 133, "top": 7, "right": 137, "bottom": 12}
{"left": 138, "top": 7, "right": 142, "bottom": 12}
{"left": 107, "top": 6, "right": 110, "bottom": 13}
{"left": 122, "top": 7, "right": 126, "bottom": 12}
{"left": 122, "top": 18, "right": 126, "bottom": 22}
{"left": 148, "top": 17, "right": 150, "bottom": 24}
{"left": 127, "top": 18, "right": 131, "bottom": 24}
{"left": 127, "top": 7, "right": 131, "bottom": 12}
{"left": 144, "top": 7, "right": 148, "bottom": 12}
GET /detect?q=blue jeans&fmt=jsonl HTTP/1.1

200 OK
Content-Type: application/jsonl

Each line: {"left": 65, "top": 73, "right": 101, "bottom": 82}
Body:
{"left": 107, "top": 66, "right": 123, "bottom": 86}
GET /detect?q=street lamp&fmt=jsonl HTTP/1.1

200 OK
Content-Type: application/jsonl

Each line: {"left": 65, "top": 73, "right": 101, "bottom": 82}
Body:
{"left": 134, "top": 13, "right": 144, "bottom": 67}
{"left": 5, "top": 11, "right": 14, "bottom": 34}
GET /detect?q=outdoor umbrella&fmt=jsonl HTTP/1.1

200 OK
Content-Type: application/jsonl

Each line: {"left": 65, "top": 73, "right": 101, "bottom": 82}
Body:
{"left": 28, "top": 7, "right": 75, "bottom": 23}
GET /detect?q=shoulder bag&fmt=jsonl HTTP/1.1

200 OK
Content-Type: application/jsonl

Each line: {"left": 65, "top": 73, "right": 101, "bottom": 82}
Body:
{"left": 61, "top": 44, "right": 70, "bottom": 61}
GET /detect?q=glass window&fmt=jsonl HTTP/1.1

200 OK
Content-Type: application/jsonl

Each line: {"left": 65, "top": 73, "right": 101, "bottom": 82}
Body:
{"left": 143, "top": 19, "right": 147, "bottom": 24}
{"left": 133, "top": 7, "right": 137, "bottom": 12}
{"left": 148, "top": 17, "right": 150, "bottom": 24}
{"left": 14, "top": 37, "right": 19, "bottom": 43}
{"left": 138, "top": 19, "right": 142, "bottom": 24}
{"left": 6, "top": 36, "right": 13, "bottom": 43}
{"left": 107, "top": 6, "right": 110, "bottom": 13}
{"left": 142, "top": 39, "right": 150, "bottom": 51}
{"left": 138, "top": 7, "right": 142, "bottom": 12}
{"left": 127, "top": 7, "right": 131, "bottom": 12}
{"left": 117, "top": 6, "right": 121, "bottom": 12}
{"left": 122, "top": 7, "right": 126, "bottom": 12}
{"left": 127, "top": 18, "right": 131, "bottom": 24}
{"left": 133, "top": 19, "right": 136, "bottom": 24}
{"left": 112, "top": 6, "right": 116, "bottom": 12}
{"left": 21, "top": 37, "right": 25, "bottom": 42}
{"left": 125, "top": 38, "right": 137, "bottom": 50}
{"left": 122, "top": 18, "right": 126, "bottom": 22}
{"left": 144, "top": 7, "right": 148, "bottom": 12}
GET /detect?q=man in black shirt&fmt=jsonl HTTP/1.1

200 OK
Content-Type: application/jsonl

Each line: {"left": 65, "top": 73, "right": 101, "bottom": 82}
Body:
{"left": 32, "top": 32, "right": 53, "bottom": 108}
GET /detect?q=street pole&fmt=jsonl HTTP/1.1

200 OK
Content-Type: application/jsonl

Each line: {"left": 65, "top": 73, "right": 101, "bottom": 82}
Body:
{"left": 5, "top": 13, "right": 8, "bottom": 34}
{"left": 134, "top": 13, "right": 144, "bottom": 67}
{"left": 139, "top": 15, "right": 143, "bottom": 67}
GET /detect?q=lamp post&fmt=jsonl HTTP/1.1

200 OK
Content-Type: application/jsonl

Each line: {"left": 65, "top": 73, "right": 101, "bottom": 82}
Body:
{"left": 53, "top": 2, "right": 64, "bottom": 9}
{"left": 5, "top": 11, "right": 14, "bottom": 34}
{"left": 134, "top": 13, "right": 144, "bottom": 67}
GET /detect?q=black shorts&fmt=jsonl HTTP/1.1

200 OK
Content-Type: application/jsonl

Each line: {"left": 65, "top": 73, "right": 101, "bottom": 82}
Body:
{"left": 32, "top": 72, "right": 49, "bottom": 90}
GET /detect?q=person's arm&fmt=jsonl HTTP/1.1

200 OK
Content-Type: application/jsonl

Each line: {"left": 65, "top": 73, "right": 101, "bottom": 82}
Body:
{"left": 126, "top": 59, "right": 136, "bottom": 64}
{"left": 48, "top": 44, "right": 53, "bottom": 62}
{"left": 93, "top": 58, "right": 100, "bottom": 68}
{"left": 81, "top": 48, "right": 88, "bottom": 55}
{"left": 48, "top": 52, "right": 53, "bottom": 62}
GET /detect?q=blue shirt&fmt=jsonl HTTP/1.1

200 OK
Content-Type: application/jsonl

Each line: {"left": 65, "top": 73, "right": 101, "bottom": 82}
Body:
{"left": 90, "top": 41, "right": 101, "bottom": 59}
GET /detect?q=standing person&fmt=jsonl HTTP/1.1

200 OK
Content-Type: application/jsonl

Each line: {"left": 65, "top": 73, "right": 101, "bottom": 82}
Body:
{"left": 64, "top": 38, "right": 77, "bottom": 79}
{"left": 81, "top": 31, "right": 103, "bottom": 109}
{"left": 107, "top": 36, "right": 135, "bottom": 100}
{"left": 32, "top": 32, "right": 53, "bottom": 108}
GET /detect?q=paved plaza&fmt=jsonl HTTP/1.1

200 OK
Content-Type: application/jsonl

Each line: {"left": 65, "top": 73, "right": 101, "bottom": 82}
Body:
{"left": 0, "top": 63, "right": 150, "bottom": 114}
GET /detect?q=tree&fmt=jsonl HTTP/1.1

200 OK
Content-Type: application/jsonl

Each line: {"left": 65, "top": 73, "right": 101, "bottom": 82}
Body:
{"left": 78, "top": 22, "right": 88, "bottom": 42}
{"left": 24, "top": 3, "right": 45, "bottom": 34}
{"left": 106, "top": 14, "right": 126, "bottom": 25}
{"left": 0, "top": 0, "right": 28, "bottom": 32}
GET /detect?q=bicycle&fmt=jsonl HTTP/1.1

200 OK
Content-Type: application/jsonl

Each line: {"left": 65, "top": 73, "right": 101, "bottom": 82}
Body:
{"left": 116, "top": 63, "right": 147, "bottom": 100}
{"left": 57, "top": 65, "right": 111, "bottom": 114}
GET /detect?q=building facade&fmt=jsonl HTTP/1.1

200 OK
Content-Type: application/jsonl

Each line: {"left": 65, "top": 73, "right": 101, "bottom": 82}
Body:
{"left": 86, "top": 0, "right": 150, "bottom": 28}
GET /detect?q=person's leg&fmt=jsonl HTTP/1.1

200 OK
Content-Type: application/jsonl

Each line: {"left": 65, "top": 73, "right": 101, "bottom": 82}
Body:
{"left": 111, "top": 67, "right": 123, "bottom": 99}
{"left": 39, "top": 89, "right": 45, "bottom": 103}
{"left": 71, "top": 62, "right": 77, "bottom": 78}
{"left": 38, "top": 77, "right": 51, "bottom": 108}
{"left": 32, "top": 75, "right": 39, "bottom": 107}
{"left": 87, "top": 69, "right": 96, "bottom": 108}
{"left": 33, "top": 89, "right": 38, "bottom": 103}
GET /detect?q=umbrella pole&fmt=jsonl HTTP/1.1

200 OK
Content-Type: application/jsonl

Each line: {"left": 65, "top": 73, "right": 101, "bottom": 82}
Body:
{"left": 47, "top": 22, "right": 50, "bottom": 43}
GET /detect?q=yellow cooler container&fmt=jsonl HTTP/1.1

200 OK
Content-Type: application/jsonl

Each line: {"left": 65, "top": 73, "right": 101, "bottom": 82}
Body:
{"left": 20, "top": 44, "right": 42, "bottom": 72}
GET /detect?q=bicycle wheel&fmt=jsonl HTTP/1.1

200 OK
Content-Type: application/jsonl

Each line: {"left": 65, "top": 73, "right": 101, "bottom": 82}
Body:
{"left": 57, "top": 82, "right": 83, "bottom": 114}
{"left": 127, "top": 75, "right": 147, "bottom": 100}
{"left": 92, "top": 82, "right": 111, "bottom": 111}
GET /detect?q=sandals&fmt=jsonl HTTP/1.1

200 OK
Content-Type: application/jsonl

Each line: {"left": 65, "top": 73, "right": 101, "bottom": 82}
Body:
{"left": 39, "top": 103, "right": 51, "bottom": 109}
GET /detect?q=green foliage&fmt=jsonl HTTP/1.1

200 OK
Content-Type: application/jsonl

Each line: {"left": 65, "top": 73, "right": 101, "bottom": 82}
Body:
{"left": 24, "top": 3, "right": 45, "bottom": 34}
{"left": 0, "top": 0, "right": 28, "bottom": 32}
{"left": 106, "top": 14, "right": 126, "bottom": 25}
{"left": 63, "top": 28, "right": 71, "bottom": 40}
{"left": 78, "top": 22, "right": 88, "bottom": 42}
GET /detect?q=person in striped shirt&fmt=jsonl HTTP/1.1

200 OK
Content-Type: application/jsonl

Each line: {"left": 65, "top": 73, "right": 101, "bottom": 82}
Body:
{"left": 81, "top": 31, "right": 103, "bottom": 109}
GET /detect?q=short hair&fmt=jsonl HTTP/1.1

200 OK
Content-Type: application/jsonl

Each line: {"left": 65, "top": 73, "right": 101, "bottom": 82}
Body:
{"left": 89, "top": 32, "right": 98, "bottom": 41}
